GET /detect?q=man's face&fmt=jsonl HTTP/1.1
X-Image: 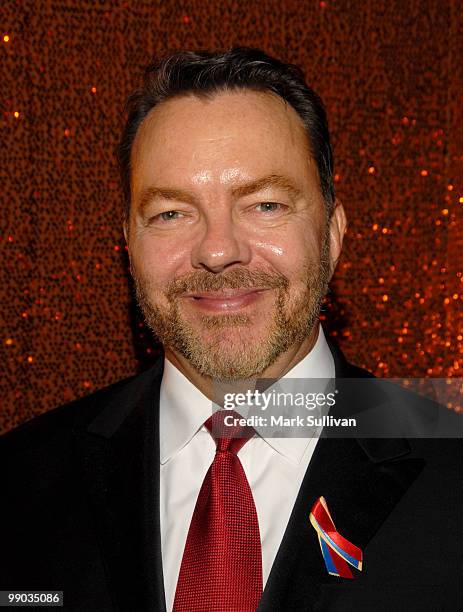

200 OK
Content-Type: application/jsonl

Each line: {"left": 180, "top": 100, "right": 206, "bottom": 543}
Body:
{"left": 125, "top": 90, "right": 344, "bottom": 380}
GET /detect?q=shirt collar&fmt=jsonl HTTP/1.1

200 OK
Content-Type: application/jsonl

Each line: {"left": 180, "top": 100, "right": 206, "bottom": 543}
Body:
{"left": 256, "top": 325, "right": 334, "bottom": 463}
{"left": 159, "top": 324, "right": 335, "bottom": 465}
{"left": 159, "top": 360, "right": 212, "bottom": 464}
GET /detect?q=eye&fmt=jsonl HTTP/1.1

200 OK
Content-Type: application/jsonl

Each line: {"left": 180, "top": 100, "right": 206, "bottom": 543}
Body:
{"left": 159, "top": 210, "right": 182, "bottom": 221}
{"left": 255, "top": 202, "right": 286, "bottom": 213}
{"left": 146, "top": 210, "right": 184, "bottom": 224}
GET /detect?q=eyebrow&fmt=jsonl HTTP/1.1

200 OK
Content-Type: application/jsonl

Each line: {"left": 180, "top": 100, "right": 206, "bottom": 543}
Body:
{"left": 137, "top": 187, "right": 197, "bottom": 213}
{"left": 136, "top": 174, "right": 304, "bottom": 213}
{"left": 231, "top": 174, "right": 304, "bottom": 200}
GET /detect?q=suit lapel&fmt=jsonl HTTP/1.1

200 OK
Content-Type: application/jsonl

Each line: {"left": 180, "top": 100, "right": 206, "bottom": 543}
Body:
{"left": 73, "top": 357, "right": 167, "bottom": 612}
{"left": 258, "top": 335, "right": 425, "bottom": 611}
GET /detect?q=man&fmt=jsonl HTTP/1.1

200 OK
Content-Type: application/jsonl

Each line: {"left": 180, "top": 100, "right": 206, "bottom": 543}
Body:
{"left": 1, "top": 48, "right": 463, "bottom": 611}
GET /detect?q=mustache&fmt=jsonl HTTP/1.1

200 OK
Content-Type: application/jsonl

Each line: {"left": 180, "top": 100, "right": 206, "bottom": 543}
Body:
{"left": 166, "top": 268, "right": 289, "bottom": 299}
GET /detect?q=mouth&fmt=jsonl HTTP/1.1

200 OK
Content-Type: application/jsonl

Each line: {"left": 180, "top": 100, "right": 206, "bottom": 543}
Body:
{"left": 181, "top": 288, "right": 270, "bottom": 313}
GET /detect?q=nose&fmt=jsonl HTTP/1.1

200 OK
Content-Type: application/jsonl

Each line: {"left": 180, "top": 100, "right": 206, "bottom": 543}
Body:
{"left": 191, "top": 215, "right": 251, "bottom": 273}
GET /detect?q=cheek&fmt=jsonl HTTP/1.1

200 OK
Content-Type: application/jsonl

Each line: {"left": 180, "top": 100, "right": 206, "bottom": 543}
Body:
{"left": 129, "top": 234, "right": 192, "bottom": 288}
{"left": 252, "top": 225, "right": 322, "bottom": 281}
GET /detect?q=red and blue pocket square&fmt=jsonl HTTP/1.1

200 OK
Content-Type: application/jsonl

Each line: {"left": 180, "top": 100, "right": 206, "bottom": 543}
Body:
{"left": 309, "top": 496, "right": 363, "bottom": 579}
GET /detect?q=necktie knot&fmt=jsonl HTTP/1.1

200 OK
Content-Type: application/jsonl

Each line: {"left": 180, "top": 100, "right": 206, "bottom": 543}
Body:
{"left": 204, "top": 410, "right": 255, "bottom": 455}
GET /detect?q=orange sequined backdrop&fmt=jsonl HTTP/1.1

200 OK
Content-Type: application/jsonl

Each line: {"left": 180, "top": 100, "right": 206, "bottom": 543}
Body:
{"left": 1, "top": 0, "right": 462, "bottom": 433}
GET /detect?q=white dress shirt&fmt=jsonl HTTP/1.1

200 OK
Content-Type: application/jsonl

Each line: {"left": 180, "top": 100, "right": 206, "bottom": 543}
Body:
{"left": 159, "top": 325, "right": 335, "bottom": 611}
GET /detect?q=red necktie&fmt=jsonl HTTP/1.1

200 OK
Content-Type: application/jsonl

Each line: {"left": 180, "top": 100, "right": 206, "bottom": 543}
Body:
{"left": 173, "top": 411, "right": 263, "bottom": 612}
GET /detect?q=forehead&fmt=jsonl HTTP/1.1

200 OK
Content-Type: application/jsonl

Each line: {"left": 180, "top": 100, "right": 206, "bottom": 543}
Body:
{"left": 131, "top": 89, "right": 316, "bottom": 193}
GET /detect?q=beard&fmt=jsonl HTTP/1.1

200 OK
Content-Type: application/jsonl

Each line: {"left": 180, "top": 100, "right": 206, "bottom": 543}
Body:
{"left": 133, "top": 231, "right": 331, "bottom": 381}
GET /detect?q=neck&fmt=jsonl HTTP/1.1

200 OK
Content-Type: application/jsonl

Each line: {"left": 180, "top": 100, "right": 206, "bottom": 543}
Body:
{"left": 164, "top": 322, "right": 320, "bottom": 401}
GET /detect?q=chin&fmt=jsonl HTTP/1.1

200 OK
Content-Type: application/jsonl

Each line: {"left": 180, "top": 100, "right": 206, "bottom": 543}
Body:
{"left": 198, "top": 320, "right": 271, "bottom": 346}
{"left": 181, "top": 325, "right": 286, "bottom": 381}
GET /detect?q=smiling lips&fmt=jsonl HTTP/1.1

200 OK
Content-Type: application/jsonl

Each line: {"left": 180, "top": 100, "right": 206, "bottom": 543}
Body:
{"left": 182, "top": 288, "right": 270, "bottom": 313}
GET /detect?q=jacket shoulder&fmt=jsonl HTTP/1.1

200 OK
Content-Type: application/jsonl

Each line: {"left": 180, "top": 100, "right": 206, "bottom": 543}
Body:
{"left": 0, "top": 366, "right": 157, "bottom": 456}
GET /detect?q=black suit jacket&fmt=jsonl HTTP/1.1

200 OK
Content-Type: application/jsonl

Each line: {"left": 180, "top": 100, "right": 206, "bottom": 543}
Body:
{"left": 2, "top": 342, "right": 463, "bottom": 611}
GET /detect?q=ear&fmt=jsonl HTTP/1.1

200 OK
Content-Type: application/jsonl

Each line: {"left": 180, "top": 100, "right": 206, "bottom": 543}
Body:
{"left": 328, "top": 198, "right": 347, "bottom": 277}
{"left": 123, "top": 218, "right": 129, "bottom": 243}
{"left": 122, "top": 219, "right": 133, "bottom": 276}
